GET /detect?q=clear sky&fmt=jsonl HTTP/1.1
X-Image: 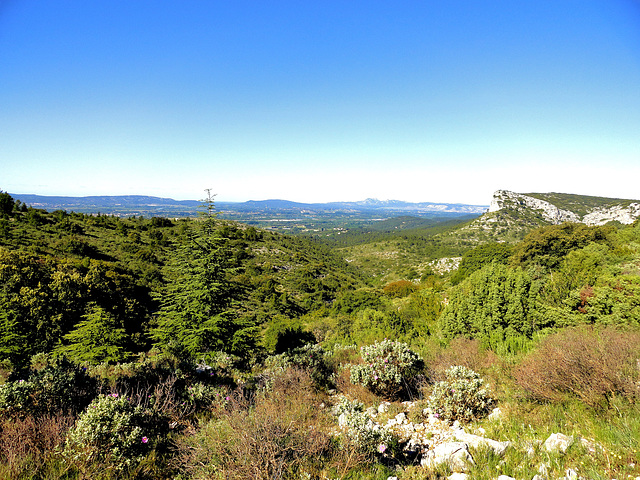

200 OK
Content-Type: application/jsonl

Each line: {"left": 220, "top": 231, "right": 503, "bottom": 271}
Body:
{"left": 1, "top": 1, "right": 639, "bottom": 204}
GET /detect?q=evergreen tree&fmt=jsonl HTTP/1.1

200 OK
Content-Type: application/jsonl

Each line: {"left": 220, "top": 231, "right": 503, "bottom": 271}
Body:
{"left": 151, "top": 190, "right": 257, "bottom": 361}
{"left": 54, "top": 304, "right": 132, "bottom": 365}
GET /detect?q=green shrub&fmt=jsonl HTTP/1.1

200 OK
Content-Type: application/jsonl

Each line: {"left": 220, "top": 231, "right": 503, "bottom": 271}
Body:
{"left": 428, "top": 365, "right": 494, "bottom": 423}
{"left": 60, "top": 394, "right": 161, "bottom": 475}
{"left": 332, "top": 396, "right": 396, "bottom": 456}
{"left": 0, "top": 356, "right": 98, "bottom": 418}
{"left": 265, "top": 343, "right": 335, "bottom": 389}
{"left": 383, "top": 280, "right": 418, "bottom": 298}
{"left": 349, "top": 340, "right": 424, "bottom": 399}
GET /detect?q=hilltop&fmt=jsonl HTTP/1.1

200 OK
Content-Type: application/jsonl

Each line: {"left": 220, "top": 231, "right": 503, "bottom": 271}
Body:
{"left": 441, "top": 190, "right": 640, "bottom": 245}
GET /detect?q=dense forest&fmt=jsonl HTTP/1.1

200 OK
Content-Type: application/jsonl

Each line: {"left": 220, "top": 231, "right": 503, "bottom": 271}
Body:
{"left": 1, "top": 189, "right": 640, "bottom": 480}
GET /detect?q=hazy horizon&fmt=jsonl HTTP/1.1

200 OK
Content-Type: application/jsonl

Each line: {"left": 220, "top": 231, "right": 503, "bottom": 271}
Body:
{"left": 2, "top": 2, "right": 639, "bottom": 204}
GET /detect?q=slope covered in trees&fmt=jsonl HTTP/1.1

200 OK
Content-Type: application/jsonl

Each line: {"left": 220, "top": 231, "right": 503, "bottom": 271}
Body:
{"left": 2, "top": 189, "right": 640, "bottom": 479}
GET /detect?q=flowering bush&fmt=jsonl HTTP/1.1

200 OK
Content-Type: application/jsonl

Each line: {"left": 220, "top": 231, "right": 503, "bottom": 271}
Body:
{"left": 61, "top": 394, "right": 159, "bottom": 474}
{"left": 428, "top": 365, "right": 494, "bottom": 423}
{"left": 332, "top": 396, "right": 395, "bottom": 455}
{"left": 349, "top": 340, "right": 424, "bottom": 398}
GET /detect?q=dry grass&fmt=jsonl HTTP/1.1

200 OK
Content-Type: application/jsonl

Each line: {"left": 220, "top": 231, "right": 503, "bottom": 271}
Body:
{"left": 0, "top": 412, "right": 75, "bottom": 479}
{"left": 428, "top": 337, "right": 499, "bottom": 382}
{"left": 515, "top": 326, "right": 640, "bottom": 409}
{"left": 176, "top": 368, "right": 341, "bottom": 480}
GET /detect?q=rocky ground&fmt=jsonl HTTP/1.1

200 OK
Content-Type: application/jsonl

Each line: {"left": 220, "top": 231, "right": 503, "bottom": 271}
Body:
{"left": 334, "top": 399, "right": 640, "bottom": 480}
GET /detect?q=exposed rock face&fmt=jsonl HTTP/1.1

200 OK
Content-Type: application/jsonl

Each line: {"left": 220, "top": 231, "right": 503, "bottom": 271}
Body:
{"left": 583, "top": 203, "right": 640, "bottom": 225}
{"left": 489, "top": 190, "right": 580, "bottom": 224}
{"left": 489, "top": 190, "right": 640, "bottom": 226}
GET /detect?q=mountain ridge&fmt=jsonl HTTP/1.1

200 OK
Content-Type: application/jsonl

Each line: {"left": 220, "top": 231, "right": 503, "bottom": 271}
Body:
{"left": 9, "top": 193, "right": 489, "bottom": 216}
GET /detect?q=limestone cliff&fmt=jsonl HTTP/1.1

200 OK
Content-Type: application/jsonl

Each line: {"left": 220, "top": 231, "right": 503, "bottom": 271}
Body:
{"left": 489, "top": 190, "right": 640, "bottom": 226}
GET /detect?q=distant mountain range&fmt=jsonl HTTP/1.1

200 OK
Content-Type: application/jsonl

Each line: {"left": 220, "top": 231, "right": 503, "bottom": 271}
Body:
{"left": 10, "top": 193, "right": 489, "bottom": 217}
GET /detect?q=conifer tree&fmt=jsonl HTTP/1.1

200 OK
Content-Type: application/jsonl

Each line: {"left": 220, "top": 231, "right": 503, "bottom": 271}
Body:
{"left": 54, "top": 304, "right": 132, "bottom": 365}
{"left": 151, "top": 190, "right": 257, "bottom": 361}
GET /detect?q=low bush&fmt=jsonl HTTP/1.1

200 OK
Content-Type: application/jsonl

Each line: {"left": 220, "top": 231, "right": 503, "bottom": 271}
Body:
{"left": 265, "top": 343, "right": 335, "bottom": 389}
{"left": 428, "top": 337, "right": 498, "bottom": 381}
{"left": 60, "top": 393, "right": 165, "bottom": 476}
{"left": 176, "top": 368, "right": 333, "bottom": 480}
{"left": 0, "top": 356, "right": 98, "bottom": 418}
{"left": 514, "top": 326, "right": 640, "bottom": 409}
{"left": 428, "top": 365, "right": 494, "bottom": 423}
{"left": 349, "top": 340, "right": 424, "bottom": 399}
{"left": 332, "top": 395, "right": 397, "bottom": 456}
{"left": 383, "top": 280, "right": 419, "bottom": 298}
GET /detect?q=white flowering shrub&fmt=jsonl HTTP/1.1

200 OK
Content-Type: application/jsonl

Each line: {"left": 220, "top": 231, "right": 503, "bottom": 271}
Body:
{"left": 349, "top": 340, "right": 424, "bottom": 398}
{"left": 428, "top": 365, "right": 494, "bottom": 423}
{"left": 61, "top": 394, "right": 157, "bottom": 474}
{"left": 332, "top": 396, "right": 395, "bottom": 455}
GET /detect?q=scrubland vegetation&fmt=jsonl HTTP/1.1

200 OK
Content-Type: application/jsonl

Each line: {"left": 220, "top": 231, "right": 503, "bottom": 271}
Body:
{"left": 1, "top": 190, "right": 640, "bottom": 479}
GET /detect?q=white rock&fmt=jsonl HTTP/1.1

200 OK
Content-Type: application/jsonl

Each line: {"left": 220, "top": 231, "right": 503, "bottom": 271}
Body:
{"left": 531, "top": 475, "right": 546, "bottom": 480}
{"left": 378, "top": 402, "right": 390, "bottom": 414}
{"left": 448, "top": 473, "right": 469, "bottom": 480}
{"left": 538, "top": 462, "right": 550, "bottom": 476}
{"left": 395, "top": 412, "right": 407, "bottom": 424}
{"left": 453, "top": 430, "right": 510, "bottom": 456}
{"left": 337, "top": 413, "right": 347, "bottom": 427}
{"left": 421, "top": 442, "right": 475, "bottom": 472}
{"left": 564, "top": 468, "right": 578, "bottom": 480}
{"left": 488, "top": 407, "right": 503, "bottom": 421}
{"left": 497, "top": 476, "right": 516, "bottom": 480}
{"left": 543, "top": 433, "right": 574, "bottom": 453}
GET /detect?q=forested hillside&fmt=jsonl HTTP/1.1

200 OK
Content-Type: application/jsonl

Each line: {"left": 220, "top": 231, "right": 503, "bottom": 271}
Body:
{"left": 1, "top": 189, "right": 640, "bottom": 480}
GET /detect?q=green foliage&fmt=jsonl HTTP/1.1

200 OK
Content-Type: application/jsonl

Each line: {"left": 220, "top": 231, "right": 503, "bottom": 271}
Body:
{"left": 332, "top": 288, "right": 385, "bottom": 314}
{"left": 349, "top": 340, "right": 424, "bottom": 399}
{"left": 152, "top": 191, "right": 258, "bottom": 360}
{"left": 382, "top": 280, "right": 418, "bottom": 298}
{"left": 440, "top": 262, "right": 542, "bottom": 344}
{"left": 261, "top": 315, "right": 315, "bottom": 353}
{"left": 0, "top": 190, "right": 15, "bottom": 216}
{"left": 451, "top": 242, "right": 513, "bottom": 284}
{"left": 428, "top": 365, "right": 494, "bottom": 423}
{"left": 510, "top": 222, "right": 614, "bottom": 269}
{"left": 332, "top": 395, "right": 396, "bottom": 455}
{"left": 0, "top": 356, "right": 98, "bottom": 418}
{"left": 61, "top": 394, "right": 161, "bottom": 475}
{"left": 54, "top": 304, "right": 134, "bottom": 365}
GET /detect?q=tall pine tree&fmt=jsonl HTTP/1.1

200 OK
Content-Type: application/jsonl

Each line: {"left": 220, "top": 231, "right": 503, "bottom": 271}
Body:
{"left": 151, "top": 190, "right": 257, "bottom": 361}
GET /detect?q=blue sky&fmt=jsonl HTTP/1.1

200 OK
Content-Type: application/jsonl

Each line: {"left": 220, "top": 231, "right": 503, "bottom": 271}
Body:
{"left": 1, "top": 1, "right": 639, "bottom": 204}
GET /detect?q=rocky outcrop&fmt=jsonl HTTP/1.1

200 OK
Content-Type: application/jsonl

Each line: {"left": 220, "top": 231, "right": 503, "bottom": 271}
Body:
{"left": 489, "top": 190, "right": 640, "bottom": 226}
{"left": 489, "top": 190, "right": 580, "bottom": 224}
{"left": 583, "top": 203, "right": 640, "bottom": 226}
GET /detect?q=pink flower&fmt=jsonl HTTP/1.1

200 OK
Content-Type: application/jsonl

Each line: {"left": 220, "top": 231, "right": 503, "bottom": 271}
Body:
{"left": 111, "top": 393, "right": 119, "bottom": 398}
{"left": 378, "top": 444, "right": 387, "bottom": 454}
{"left": 141, "top": 436, "right": 149, "bottom": 444}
